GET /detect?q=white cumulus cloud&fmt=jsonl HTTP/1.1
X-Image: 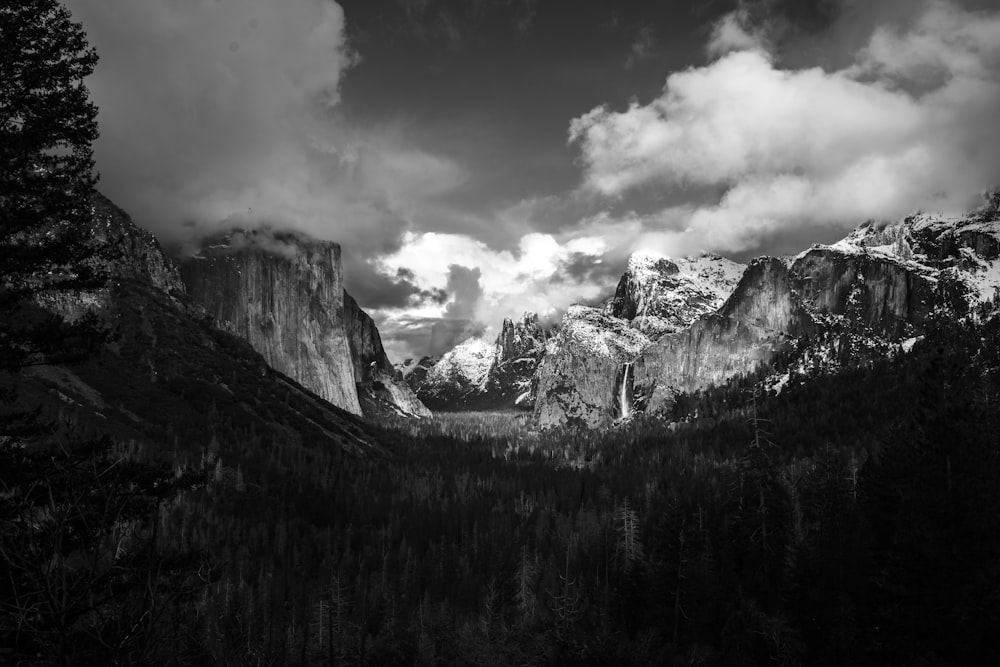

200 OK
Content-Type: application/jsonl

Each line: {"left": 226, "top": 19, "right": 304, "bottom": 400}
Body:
{"left": 569, "top": 0, "right": 1000, "bottom": 255}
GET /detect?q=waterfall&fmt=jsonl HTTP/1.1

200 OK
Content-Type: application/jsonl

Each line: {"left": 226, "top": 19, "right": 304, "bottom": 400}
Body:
{"left": 619, "top": 362, "right": 633, "bottom": 420}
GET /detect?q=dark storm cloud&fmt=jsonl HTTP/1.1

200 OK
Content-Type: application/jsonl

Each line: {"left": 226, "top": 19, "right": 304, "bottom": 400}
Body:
{"left": 443, "top": 265, "right": 483, "bottom": 320}
{"left": 375, "top": 314, "right": 437, "bottom": 361}
{"left": 369, "top": 263, "right": 487, "bottom": 359}
{"left": 65, "top": 0, "right": 469, "bottom": 311}
{"left": 428, "top": 319, "right": 486, "bottom": 356}
{"left": 378, "top": 315, "right": 485, "bottom": 359}
{"left": 556, "top": 252, "right": 626, "bottom": 286}
{"left": 386, "top": 264, "right": 487, "bottom": 356}
{"left": 344, "top": 262, "right": 449, "bottom": 310}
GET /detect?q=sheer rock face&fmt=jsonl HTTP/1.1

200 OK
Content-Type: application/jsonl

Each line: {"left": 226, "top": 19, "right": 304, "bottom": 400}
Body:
{"left": 14, "top": 194, "right": 383, "bottom": 457}
{"left": 533, "top": 306, "right": 650, "bottom": 429}
{"left": 178, "top": 233, "right": 362, "bottom": 416}
{"left": 533, "top": 254, "right": 743, "bottom": 429}
{"left": 344, "top": 292, "right": 431, "bottom": 419}
{"left": 634, "top": 206, "right": 1000, "bottom": 416}
{"left": 634, "top": 250, "right": 940, "bottom": 414}
{"left": 344, "top": 291, "right": 392, "bottom": 383}
{"left": 534, "top": 200, "right": 1000, "bottom": 429}
{"left": 179, "top": 234, "right": 431, "bottom": 419}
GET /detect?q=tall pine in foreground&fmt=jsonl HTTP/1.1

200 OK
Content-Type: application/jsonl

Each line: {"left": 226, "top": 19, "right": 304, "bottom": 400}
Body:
{"left": 0, "top": 0, "right": 99, "bottom": 290}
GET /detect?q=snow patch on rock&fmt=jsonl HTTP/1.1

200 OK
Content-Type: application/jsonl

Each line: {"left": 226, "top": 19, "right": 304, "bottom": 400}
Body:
{"left": 423, "top": 336, "right": 494, "bottom": 391}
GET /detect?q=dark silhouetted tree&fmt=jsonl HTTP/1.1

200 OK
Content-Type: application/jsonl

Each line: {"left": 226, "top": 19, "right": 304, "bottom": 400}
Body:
{"left": 0, "top": 0, "right": 99, "bottom": 286}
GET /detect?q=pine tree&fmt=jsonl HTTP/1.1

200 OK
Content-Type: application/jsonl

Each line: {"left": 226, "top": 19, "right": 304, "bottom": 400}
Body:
{"left": 513, "top": 545, "right": 537, "bottom": 622}
{"left": 615, "top": 498, "right": 644, "bottom": 574}
{"left": 0, "top": 0, "right": 99, "bottom": 287}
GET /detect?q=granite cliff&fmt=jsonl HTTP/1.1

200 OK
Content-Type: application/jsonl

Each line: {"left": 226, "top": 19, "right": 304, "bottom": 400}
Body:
{"left": 634, "top": 204, "right": 1000, "bottom": 415}
{"left": 6, "top": 193, "right": 384, "bottom": 457}
{"left": 344, "top": 292, "right": 431, "bottom": 418}
{"left": 533, "top": 253, "right": 743, "bottom": 429}
{"left": 533, "top": 194, "right": 1000, "bottom": 429}
{"left": 179, "top": 232, "right": 429, "bottom": 419}
{"left": 179, "top": 232, "right": 363, "bottom": 415}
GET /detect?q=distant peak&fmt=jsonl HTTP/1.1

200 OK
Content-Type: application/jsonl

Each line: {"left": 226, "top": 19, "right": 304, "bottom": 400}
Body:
{"left": 626, "top": 251, "right": 679, "bottom": 278}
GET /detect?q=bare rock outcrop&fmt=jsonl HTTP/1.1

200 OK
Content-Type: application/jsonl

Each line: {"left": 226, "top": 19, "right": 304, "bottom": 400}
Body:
{"left": 633, "top": 204, "right": 1000, "bottom": 415}
{"left": 344, "top": 291, "right": 430, "bottom": 418}
{"left": 179, "top": 232, "right": 362, "bottom": 415}
{"left": 533, "top": 253, "right": 743, "bottom": 429}
{"left": 533, "top": 305, "right": 650, "bottom": 429}
{"left": 179, "top": 232, "right": 431, "bottom": 419}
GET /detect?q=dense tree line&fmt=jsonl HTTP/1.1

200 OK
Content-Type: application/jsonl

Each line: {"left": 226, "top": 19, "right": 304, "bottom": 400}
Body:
{"left": 7, "top": 303, "right": 996, "bottom": 664}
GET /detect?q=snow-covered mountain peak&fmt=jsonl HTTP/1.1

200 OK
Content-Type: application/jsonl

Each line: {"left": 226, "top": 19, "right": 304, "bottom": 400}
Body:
{"left": 673, "top": 253, "right": 746, "bottom": 302}
{"left": 626, "top": 251, "right": 679, "bottom": 283}
{"left": 815, "top": 203, "right": 1000, "bottom": 306}
{"left": 423, "top": 336, "right": 494, "bottom": 391}
{"left": 612, "top": 251, "right": 744, "bottom": 336}
{"left": 556, "top": 305, "right": 651, "bottom": 360}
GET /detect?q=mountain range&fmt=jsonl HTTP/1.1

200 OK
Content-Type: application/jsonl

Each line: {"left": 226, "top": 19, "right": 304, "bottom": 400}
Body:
{"left": 6, "top": 187, "right": 999, "bottom": 667}
{"left": 403, "top": 191, "right": 1000, "bottom": 429}
{"left": 9, "top": 189, "right": 1000, "bottom": 441}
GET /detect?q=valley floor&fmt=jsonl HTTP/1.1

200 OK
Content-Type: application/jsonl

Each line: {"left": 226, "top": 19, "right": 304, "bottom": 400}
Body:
{"left": 4, "top": 310, "right": 1000, "bottom": 665}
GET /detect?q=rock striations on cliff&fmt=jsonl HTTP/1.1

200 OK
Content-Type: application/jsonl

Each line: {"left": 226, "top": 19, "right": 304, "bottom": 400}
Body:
{"left": 344, "top": 292, "right": 431, "bottom": 419}
{"left": 179, "top": 231, "right": 364, "bottom": 416}
{"left": 8, "top": 192, "right": 385, "bottom": 457}
{"left": 179, "top": 231, "right": 430, "bottom": 420}
{"left": 635, "top": 201, "right": 1000, "bottom": 416}
{"left": 534, "top": 252, "right": 744, "bottom": 429}
{"left": 533, "top": 192, "right": 1000, "bottom": 429}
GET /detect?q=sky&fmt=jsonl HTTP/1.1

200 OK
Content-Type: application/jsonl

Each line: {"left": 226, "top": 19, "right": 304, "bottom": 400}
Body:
{"left": 65, "top": 0, "right": 1000, "bottom": 362}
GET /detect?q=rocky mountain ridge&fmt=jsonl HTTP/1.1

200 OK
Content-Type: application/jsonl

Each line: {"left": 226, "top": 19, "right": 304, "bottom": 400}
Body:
{"left": 534, "top": 252, "right": 745, "bottom": 428}
{"left": 534, "top": 193, "right": 1000, "bottom": 429}
{"left": 402, "top": 313, "right": 553, "bottom": 411}
{"left": 607, "top": 252, "right": 744, "bottom": 337}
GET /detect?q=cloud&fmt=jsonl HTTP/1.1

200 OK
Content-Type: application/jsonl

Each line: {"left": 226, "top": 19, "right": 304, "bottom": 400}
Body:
{"left": 413, "top": 265, "right": 486, "bottom": 355}
{"left": 708, "top": 10, "right": 767, "bottom": 57}
{"left": 66, "top": 0, "right": 469, "bottom": 306}
{"left": 569, "top": 0, "right": 1000, "bottom": 256}
{"left": 372, "top": 229, "right": 616, "bottom": 358}
{"left": 442, "top": 265, "right": 483, "bottom": 320}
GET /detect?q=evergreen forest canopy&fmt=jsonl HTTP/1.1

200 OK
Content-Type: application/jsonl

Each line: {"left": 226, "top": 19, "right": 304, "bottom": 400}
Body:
{"left": 3, "top": 1, "right": 1000, "bottom": 665}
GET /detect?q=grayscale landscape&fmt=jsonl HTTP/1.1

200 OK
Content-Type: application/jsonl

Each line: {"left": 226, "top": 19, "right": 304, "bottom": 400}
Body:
{"left": 3, "top": 0, "right": 1000, "bottom": 664}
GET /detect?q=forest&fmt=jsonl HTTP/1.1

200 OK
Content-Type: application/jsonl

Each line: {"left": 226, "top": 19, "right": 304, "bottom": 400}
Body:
{"left": 3, "top": 301, "right": 999, "bottom": 666}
